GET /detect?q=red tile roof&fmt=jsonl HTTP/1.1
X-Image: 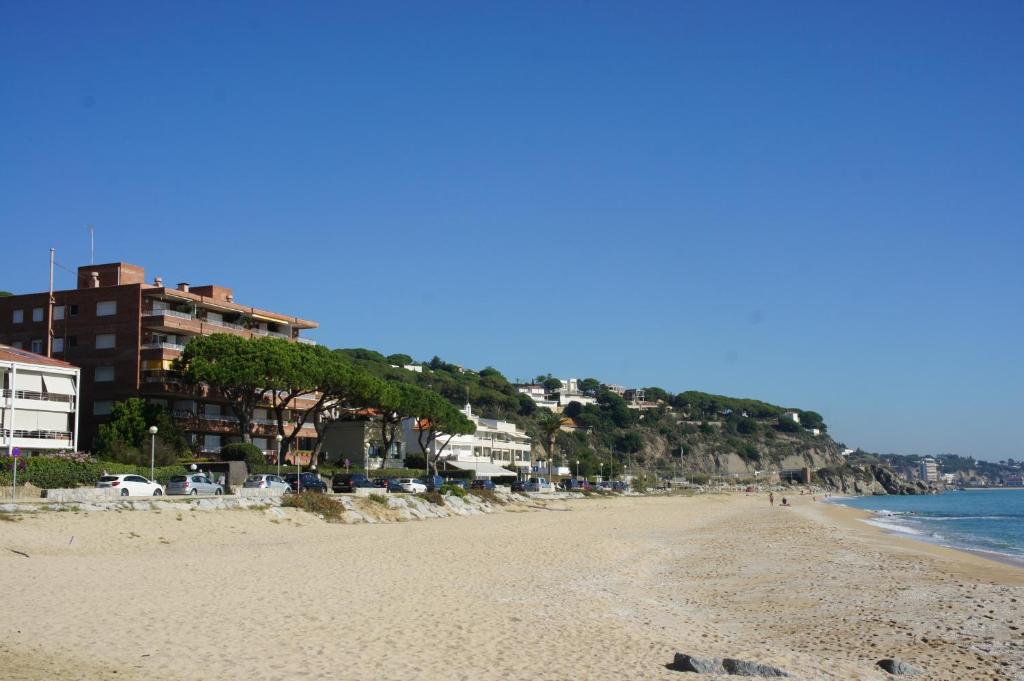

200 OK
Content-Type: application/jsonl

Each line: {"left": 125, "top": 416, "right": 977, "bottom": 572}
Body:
{"left": 0, "top": 344, "right": 79, "bottom": 369}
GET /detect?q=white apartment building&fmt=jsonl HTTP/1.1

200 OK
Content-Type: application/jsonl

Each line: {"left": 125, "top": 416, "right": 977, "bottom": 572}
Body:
{"left": 1, "top": 344, "right": 80, "bottom": 456}
{"left": 919, "top": 457, "right": 940, "bottom": 483}
{"left": 402, "top": 403, "right": 531, "bottom": 477}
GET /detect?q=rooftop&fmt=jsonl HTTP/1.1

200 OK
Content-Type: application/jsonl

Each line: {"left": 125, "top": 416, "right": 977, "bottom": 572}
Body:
{"left": 0, "top": 344, "right": 79, "bottom": 369}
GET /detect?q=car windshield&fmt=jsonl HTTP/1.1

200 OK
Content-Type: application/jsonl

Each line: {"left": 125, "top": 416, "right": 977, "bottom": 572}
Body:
{"left": 169, "top": 476, "right": 187, "bottom": 483}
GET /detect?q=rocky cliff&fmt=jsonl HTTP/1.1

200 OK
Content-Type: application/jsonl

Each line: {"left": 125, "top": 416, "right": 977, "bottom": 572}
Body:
{"left": 815, "top": 464, "right": 944, "bottom": 496}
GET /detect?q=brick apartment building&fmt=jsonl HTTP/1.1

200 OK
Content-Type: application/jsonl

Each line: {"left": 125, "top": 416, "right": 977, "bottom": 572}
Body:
{"left": 0, "top": 262, "right": 319, "bottom": 458}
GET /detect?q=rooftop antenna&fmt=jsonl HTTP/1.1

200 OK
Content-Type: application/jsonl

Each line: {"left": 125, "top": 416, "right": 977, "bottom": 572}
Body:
{"left": 88, "top": 224, "right": 95, "bottom": 264}
{"left": 47, "top": 248, "right": 55, "bottom": 358}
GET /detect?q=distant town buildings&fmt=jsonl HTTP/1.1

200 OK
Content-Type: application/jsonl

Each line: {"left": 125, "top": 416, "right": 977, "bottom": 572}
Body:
{"left": 1, "top": 344, "right": 80, "bottom": 456}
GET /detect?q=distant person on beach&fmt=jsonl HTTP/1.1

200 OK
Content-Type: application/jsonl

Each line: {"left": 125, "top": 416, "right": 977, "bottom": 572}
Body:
{"left": 769, "top": 492, "right": 775, "bottom": 506}
{"left": 781, "top": 497, "right": 789, "bottom": 506}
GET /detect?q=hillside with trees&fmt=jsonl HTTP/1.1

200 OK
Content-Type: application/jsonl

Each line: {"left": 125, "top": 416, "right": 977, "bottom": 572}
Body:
{"left": 334, "top": 349, "right": 845, "bottom": 479}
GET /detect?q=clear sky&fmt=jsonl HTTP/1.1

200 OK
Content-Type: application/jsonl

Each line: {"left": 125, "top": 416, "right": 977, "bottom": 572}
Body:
{"left": 1, "top": 2, "right": 1021, "bottom": 460}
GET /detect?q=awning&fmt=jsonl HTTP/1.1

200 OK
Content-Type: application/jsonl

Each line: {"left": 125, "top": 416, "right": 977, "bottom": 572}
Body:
{"left": 43, "top": 374, "right": 76, "bottom": 396}
{"left": 441, "top": 460, "right": 518, "bottom": 478}
{"left": 16, "top": 372, "right": 43, "bottom": 393}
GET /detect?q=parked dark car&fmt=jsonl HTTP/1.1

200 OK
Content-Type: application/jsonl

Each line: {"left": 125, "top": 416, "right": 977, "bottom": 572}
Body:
{"left": 443, "top": 479, "right": 469, "bottom": 490}
{"left": 611, "top": 480, "right": 629, "bottom": 492}
{"left": 510, "top": 480, "right": 527, "bottom": 493}
{"left": 560, "top": 479, "right": 591, "bottom": 491}
{"left": 371, "top": 477, "right": 388, "bottom": 488}
{"left": 332, "top": 473, "right": 371, "bottom": 493}
{"left": 424, "top": 474, "right": 446, "bottom": 492}
{"left": 386, "top": 479, "right": 404, "bottom": 493}
{"left": 284, "top": 472, "right": 328, "bottom": 493}
{"left": 470, "top": 479, "right": 495, "bottom": 491}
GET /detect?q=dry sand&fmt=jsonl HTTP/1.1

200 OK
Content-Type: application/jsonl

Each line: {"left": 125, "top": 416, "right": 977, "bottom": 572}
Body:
{"left": 0, "top": 493, "right": 1021, "bottom": 680}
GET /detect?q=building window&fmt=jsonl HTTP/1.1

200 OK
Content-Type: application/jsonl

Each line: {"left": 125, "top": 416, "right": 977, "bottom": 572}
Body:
{"left": 69, "top": 304, "right": 78, "bottom": 317}
{"left": 52, "top": 338, "right": 64, "bottom": 353}
{"left": 30, "top": 339, "right": 43, "bottom": 354}
{"left": 68, "top": 336, "right": 77, "bottom": 348}
{"left": 10, "top": 341, "right": 22, "bottom": 349}
{"left": 12, "top": 309, "right": 23, "bottom": 324}
{"left": 32, "top": 307, "right": 44, "bottom": 322}
{"left": 95, "top": 333, "right": 116, "bottom": 349}
{"left": 94, "top": 366, "right": 115, "bottom": 382}
{"left": 53, "top": 305, "right": 65, "bottom": 321}
{"left": 93, "top": 401, "right": 113, "bottom": 416}
{"left": 96, "top": 301, "right": 117, "bottom": 316}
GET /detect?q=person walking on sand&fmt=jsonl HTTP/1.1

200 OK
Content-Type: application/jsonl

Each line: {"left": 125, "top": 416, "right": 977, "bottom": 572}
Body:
{"left": 769, "top": 492, "right": 775, "bottom": 507}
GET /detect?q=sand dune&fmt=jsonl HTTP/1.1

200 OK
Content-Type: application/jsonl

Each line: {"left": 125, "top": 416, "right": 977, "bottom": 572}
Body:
{"left": 0, "top": 494, "right": 1021, "bottom": 680}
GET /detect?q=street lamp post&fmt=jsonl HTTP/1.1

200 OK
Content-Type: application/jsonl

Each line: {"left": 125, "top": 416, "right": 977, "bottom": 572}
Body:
{"left": 148, "top": 425, "right": 158, "bottom": 482}
{"left": 276, "top": 434, "right": 284, "bottom": 478}
{"left": 575, "top": 459, "right": 579, "bottom": 481}
{"left": 599, "top": 462, "right": 603, "bottom": 483}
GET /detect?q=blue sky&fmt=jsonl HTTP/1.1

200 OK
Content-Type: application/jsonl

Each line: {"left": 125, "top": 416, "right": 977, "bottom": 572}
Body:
{"left": 2, "top": 2, "right": 1022, "bottom": 460}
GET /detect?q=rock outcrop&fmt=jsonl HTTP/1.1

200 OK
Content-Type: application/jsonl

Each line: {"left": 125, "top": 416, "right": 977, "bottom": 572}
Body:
{"left": 670, "top": 653, "right": 789, "bottom": 677}
{"left": 815, "top": 464, "right": 944, "bottom": 496}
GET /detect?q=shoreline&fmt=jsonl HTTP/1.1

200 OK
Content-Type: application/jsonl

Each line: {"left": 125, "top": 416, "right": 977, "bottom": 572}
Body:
{"left": 823, "top": 494, "right": 1024, "bottom": 572}
{"left": 1, "top": 492, "right": 1021, "bottom": 680}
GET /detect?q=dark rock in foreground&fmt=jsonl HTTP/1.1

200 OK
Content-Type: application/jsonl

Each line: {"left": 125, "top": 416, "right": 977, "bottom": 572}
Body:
{"left": 671, "top": 653, "right": 789, "bottom": 676}
{"left": 877, "top": 658, "right": 923, "bottom": 676}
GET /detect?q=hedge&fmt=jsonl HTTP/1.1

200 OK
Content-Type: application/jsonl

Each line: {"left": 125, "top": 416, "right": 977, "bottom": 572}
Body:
{"left": 0, "top": 456, "right": 188, "bottom": 489}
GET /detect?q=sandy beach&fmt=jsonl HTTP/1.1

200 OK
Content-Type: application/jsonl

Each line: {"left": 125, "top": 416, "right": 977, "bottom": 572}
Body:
{"left": 0, "top": 493, "right": 1021, "bottom": 681}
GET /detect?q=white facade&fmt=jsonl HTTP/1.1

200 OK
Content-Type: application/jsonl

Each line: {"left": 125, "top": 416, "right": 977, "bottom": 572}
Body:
{"left": 1, "top": 345, "right": 80, "bottom": 456}
{"left": 517, "top": 378, "right": 598, "bottom": 411}
{"left": 403, "top": 403, "right": 531, "bottom": 471}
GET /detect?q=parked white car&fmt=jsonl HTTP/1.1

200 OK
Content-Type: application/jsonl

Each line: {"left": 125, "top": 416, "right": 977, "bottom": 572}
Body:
{"left": 525, "top": 476, "right": 556, "bottom": 493}
{"left": 242, "top": 474, "right": 290, "bottom": 491}
{"left": 97, "top": 474, "right": 164, "bottom": 497}
{"left": 396, "top": 477, "right": 427, "bottom": 493}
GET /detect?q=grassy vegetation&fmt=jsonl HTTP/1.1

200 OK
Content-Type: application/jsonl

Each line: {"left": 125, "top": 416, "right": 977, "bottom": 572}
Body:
{"left": 416, "top": 491, "right": 445, "bottom": 506}
{"left": 440, "top": 483, "right": 467, "bottom": 498}
{"left": 281, "top": 492, "right": 346, "bottom": 522}
{"left": 367, "top": 493, "right": 388, "bottom": 506}
{"left": 468, "top": 489, "right": 505, "bottom": 505}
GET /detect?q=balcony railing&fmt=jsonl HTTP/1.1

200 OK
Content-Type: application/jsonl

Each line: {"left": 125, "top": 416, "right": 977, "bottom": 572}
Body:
{"left": 0, "top": 428, "right": 72, "bottom": 441}
{"left": 296, "top": 337, "right": 316, "bottom": 345}
{"left": 145, "top": 308, "right": 195, "bottom": 321}
{"left": 204, "top": 318, "right": 248, "bottom": 331}
{"left": 1, "top": 389, "right": 75, "bottom": 405}
{"left": 141, "top": 342, "right": 186, "bottom": 352}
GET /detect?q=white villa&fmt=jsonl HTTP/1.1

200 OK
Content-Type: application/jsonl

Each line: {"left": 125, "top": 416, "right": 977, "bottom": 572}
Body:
{"left": 402, "top": 403, "right": 530, "bottom": 478}
{"left": 1, "top": 344, "right": 80, "bottom": 456}
{"left": 516, "top": 378, "right": 598, "bottom": 412}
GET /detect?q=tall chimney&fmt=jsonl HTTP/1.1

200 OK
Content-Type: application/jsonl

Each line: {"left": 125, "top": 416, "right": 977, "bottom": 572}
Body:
{"left": 89, "top": 271, "right": 100, "bottom": 288}
{"left": 154, "top": 276, "right": 163, "bottom": 287}
{"left": 177, "top": 282, "right": 189, "bottom": 293}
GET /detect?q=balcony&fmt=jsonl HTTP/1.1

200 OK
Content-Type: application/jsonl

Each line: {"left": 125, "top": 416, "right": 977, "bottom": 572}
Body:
{"left": 1, "top": 389, "right": 75, "bottom": 405}
{"left": 141, "top": 342, "right": 187, "bottom": 352}
{"left": 0, "top": 428, "right": 73, "bottom": 442}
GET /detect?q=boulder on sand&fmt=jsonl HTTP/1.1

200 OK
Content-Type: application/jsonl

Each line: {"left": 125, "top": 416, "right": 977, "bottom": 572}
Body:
{"left": 671, "top": 653, "right": 789, "bottom": 677}
{"left": 877, "top": 658, "right": 922, "bottom": 676}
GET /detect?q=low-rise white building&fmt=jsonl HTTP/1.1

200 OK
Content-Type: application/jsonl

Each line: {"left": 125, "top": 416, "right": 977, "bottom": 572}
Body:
{"left": 1, "top": 344, "right": 80, "bottom": 456}
{"left": 516, "top": 378, "right": 598, "bottom": 411}
{"left": 402, "top": 403, "right": 531, "bottom": 476}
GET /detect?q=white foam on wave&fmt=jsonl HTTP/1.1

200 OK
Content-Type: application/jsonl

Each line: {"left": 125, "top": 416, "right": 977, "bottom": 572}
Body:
{"left": 862, "top": 517, "right": 925, "bottom": 536}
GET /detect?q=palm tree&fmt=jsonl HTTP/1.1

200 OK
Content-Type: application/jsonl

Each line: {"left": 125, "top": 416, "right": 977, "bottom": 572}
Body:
{"left": 534, "top": 410, "right": 563, "bottom": 479}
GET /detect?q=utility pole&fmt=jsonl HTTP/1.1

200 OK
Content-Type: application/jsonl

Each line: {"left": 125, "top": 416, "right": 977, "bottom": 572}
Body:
{"left": 89, "top": 225, "right": 94, "bottom": 264}
{"left": 47, "top": 248, "right": 55, "bottom": 357}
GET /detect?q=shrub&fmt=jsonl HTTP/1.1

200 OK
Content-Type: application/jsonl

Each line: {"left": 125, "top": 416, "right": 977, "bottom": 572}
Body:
{"left": 469, "top": 488, "right": 504, "bottom": 505}
{"left": 0, "top": 455, "right": 188, "bottom": 488}
{"left": 631, "top": 477, "right": 649, "bottom": 493}
{"left": 281, "top": 492, "right": 345, "bottom": 522}
{"left": 367, "top": 493, "right": 388, "bottom": 505}
{"left": 220, "top": 442, "right": 267, "bottom": 470}
{"left": 417, "top": 491, "right": 445, "bottom": 506}
{"left": 440, "top": 483, "right": 467, "bottom": 498}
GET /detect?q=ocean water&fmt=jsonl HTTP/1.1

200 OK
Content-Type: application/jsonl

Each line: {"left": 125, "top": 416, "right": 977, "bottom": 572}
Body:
{"left": 834, "top": 489, "right": 1024, "bottom": 563}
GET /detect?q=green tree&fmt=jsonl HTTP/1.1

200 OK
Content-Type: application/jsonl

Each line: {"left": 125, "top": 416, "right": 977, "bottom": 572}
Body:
{"left": 643, "top": 387, "right": 670, "bottom": 404}
{"left": 410, "top": 392, "right": 476, "bottom": 475}
{"left": 799, "top": 410, "right": 827, "bottom": 432}
{"left": 386, "top": 353, "right": 414, "bottom": 366}
{"left": 175, "top": 334, "right": 275, "bottom": 443}
{"left": 542, "top": 376, "right": 563, "bottom": 393}
{"left": 94, "top": 398, "right": 186, "bottom": 465}
{"left": 578, "top": 378, "right": 600, "bottom": 395}
{"left": 532, "top": 410, "right": 563, "bottom": 477}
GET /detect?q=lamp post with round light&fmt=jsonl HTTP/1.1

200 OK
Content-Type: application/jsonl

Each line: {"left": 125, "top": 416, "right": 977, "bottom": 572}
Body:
{"left": 276, "top": 434, "right": 284, "bottom": 478}
{"left": 575, "top": 459, "right": 580, "bottom": 481}
{"left": 148, "top": 425, "right": 158, "bottom": 482}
